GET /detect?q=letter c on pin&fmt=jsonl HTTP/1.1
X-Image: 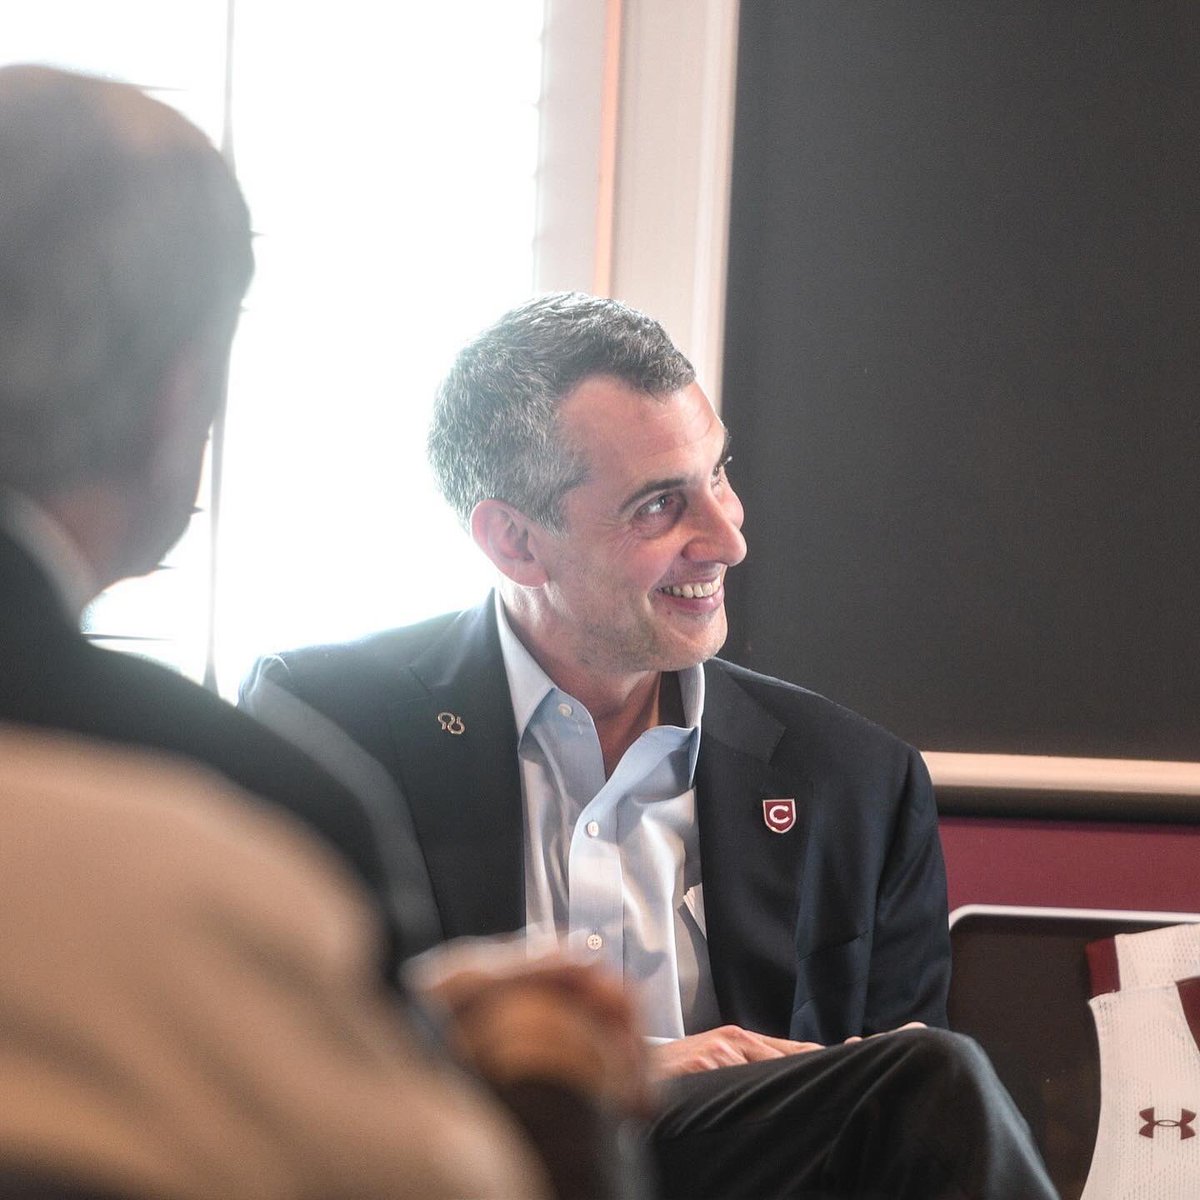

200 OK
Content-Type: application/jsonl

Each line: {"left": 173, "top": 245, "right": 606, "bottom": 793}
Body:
{"left": 763, "top": 798, "right": 796, "bottom": 834}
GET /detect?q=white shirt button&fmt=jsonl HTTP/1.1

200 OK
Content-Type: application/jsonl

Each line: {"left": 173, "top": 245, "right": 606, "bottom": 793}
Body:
{"left": 557, "top": 702, "right": 573, "bottom": 717}
{"left": 586, "top": 932, "right": 603, "bottom": 951}
{"left": 586, "top": 821, "right": 600, "bottom": 837}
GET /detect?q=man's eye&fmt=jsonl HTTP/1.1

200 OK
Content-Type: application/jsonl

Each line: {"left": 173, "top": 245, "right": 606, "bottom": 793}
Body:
{"left": 638, "top": 494, "right": 679, "bottom": 520}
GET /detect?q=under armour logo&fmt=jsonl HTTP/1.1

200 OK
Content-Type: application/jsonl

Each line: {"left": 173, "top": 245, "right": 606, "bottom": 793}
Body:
{"left": 437, "top": 711, "right": 466, "bottom": 735}
{"left": 1139, "top": 1108, "right": 1196, "bottom": 1139}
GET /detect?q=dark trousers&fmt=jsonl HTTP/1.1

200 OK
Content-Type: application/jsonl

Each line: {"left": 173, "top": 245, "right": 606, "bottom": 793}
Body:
{"left": 649, "top": 1028, "right": 1058, "bottom": 1200}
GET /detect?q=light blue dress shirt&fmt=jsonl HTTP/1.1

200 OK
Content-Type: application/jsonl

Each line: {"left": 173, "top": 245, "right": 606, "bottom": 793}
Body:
{"left": 495, "top": 595, "right": 721, "bottom": 1039}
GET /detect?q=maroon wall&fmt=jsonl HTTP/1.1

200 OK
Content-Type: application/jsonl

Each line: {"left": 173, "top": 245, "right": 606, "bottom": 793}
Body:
{"left": 940, "top": 816, "right": 1200, "bottom": 915}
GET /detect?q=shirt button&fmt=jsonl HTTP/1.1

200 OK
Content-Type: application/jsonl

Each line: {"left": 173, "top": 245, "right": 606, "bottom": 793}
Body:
{"left": 586, "top": 821, "right": 600, "bottom": 837}
{"left": 586, "top": 932, "right": 603, "bottom": 951}
{"left": 557, "top": 702, "right": 573, "bottom": 717}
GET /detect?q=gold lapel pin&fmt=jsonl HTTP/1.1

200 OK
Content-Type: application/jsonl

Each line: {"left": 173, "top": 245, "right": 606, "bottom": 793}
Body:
{"left": 437, "top": 711, "right": 466, "bottom": 735}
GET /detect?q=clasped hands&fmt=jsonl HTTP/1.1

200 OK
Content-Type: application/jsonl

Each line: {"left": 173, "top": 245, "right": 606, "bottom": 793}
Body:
{"left": 650, "top": 1021, "right": 927, "bottom": 1077}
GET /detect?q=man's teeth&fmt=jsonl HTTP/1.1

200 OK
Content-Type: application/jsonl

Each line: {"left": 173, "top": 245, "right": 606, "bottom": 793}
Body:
{"left": 661, "top": 580, "right": 720, "bottom": 599}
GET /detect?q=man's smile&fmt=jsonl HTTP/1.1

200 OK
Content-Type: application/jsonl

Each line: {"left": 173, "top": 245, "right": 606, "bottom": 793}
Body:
{"left": 656, "top": 570, "right": 726, "bottom": 601}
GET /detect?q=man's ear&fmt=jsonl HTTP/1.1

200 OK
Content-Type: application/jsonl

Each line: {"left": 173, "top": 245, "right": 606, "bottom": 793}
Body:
{"left": 123, "top": 343, "right": 221, "bottom": 567}
{"left": 470, "top": 499, "right": 550, "bottom": 586}
{"left": 144, "top": 339, "right": 224, "bottom": 489}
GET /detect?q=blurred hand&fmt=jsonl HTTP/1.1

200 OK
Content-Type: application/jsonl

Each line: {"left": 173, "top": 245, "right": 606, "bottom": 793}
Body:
{"left": 409, "top": 939, "right": 651, "bottom": 1117}
{"left": 651, "top": 1025, "right": 824, "bottom": 1079}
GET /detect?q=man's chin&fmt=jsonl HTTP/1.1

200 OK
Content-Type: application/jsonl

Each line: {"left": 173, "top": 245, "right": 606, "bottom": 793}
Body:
{"left": 657, "top": 616, "right": 729, "bottom": 672}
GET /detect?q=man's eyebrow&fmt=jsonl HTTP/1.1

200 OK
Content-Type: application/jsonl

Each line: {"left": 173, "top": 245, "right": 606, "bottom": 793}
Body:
{"left": 617, "top": 428, "right": 733, "bottom": 515}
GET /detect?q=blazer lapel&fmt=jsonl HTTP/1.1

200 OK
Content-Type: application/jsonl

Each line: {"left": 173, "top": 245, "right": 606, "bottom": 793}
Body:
{"left": 696, "top": 660, "right": 813, "bottom": 1036}
{"left": 384, "top": 599, "right": 526, "bottom": 940}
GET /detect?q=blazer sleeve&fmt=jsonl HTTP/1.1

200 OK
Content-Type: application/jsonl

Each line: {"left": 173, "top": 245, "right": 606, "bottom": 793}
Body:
{"left": 863, "top": 745, "right": 950, "bottom": 1034}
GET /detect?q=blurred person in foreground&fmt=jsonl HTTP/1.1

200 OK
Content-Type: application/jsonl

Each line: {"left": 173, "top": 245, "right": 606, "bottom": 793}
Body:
{"left": 0, "top": 65, "right": 648, "bottom": 1199}
{"left": 0, "top": 725, "right": 554, "bottom": 1198}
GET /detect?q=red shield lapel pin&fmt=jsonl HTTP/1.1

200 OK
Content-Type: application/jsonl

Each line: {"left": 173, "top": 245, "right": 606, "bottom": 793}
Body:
{"left": 763, "top": 798, "right": 796, "bottom": 834}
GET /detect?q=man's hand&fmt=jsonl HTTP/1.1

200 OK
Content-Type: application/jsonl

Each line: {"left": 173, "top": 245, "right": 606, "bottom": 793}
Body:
{"left": 651, "top": 1019, "right": 929, "bottom": 1079}
{"left": 651, "top": 1025, "right": 824, "bottom": 1078}
{"left": 409, "top": 939, "right": 651, "bottom": 1117}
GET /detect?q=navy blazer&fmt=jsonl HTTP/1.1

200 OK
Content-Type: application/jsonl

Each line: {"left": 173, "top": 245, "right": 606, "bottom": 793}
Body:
{"left": 243, "top": 597, "right": 950, "bottom": 1043}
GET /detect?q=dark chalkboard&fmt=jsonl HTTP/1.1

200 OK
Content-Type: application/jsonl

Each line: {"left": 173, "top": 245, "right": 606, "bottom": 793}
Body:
{"left": 721, "top": 1, "right": 1200, "bottom": 761}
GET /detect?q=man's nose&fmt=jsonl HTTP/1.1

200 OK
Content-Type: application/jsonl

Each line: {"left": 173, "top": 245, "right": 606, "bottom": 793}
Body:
{"left": 685, "top": 486, "right": 747, "bottom": 566}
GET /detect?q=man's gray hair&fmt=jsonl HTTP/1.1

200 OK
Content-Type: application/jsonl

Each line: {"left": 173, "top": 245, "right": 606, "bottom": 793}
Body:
{"left": 428, "top": 292, "right": 695, "bottom": 531}
{"left": 0, "top": 66, "right": 253, "bottom": 497}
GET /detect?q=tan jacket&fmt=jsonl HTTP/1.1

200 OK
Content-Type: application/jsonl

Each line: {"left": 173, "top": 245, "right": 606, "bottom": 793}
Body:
{"left": 0, "top": 725, "right": 547, "bottom": 1199}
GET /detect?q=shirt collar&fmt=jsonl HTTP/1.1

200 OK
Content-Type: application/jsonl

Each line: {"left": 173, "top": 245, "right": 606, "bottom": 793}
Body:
{"left": 0, "top": 490, "right": 99, "bottom": 624}
{"left": 493, "top": 590, "right": 706, "bottom": 741}
{"left": 494, "top": 591, "right": 557, "bottom": 738}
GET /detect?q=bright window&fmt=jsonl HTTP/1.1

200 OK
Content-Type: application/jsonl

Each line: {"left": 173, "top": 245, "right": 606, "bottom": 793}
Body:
{"left": 8, "top": 0, "right": 544, "bottom": 695}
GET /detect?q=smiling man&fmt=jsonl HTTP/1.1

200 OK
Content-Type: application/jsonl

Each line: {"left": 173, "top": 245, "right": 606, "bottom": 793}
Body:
{"left": 472, "top": 373, "right": 746, "bottom": 779}
{"left": 243, "top": 293, "right": 1056, "bottom": 1199}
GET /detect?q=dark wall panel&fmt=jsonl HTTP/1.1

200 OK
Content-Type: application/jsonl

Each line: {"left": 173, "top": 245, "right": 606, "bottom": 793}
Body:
{"left": 721, "top": 1, "right": 1200, "bottom": 758}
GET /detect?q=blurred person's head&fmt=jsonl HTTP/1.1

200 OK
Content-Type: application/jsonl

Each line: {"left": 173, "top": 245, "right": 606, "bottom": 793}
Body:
{"left": 0, "top": 65, "right": 253, "bottom": 586}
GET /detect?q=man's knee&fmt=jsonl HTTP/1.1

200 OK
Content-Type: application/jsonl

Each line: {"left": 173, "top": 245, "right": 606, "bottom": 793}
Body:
{"left": 892, "top": 1026, "right": 987, "bottom": 1066}
{"left": 881, "top": 1028, "right": 999, "bottom": 1098}
{"left": 882, "top": 1027, "right": 1027, "bottom": 1134}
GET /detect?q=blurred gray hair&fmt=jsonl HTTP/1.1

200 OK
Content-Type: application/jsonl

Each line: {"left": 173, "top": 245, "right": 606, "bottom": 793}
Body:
{"left": 428, "top": 292, "right": 695, "bottom": 532}
{"left": 0, "top": 65, "right": 254, "bottom": 497}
